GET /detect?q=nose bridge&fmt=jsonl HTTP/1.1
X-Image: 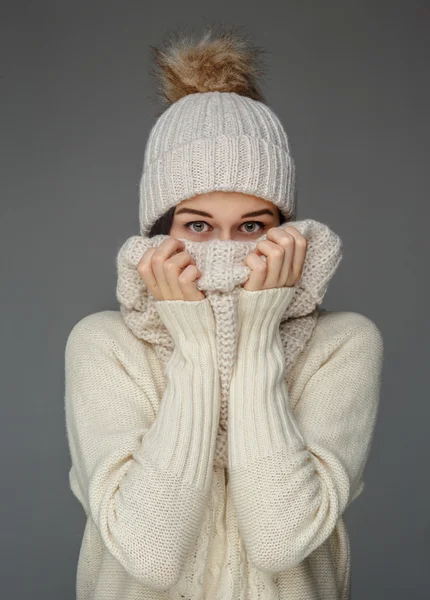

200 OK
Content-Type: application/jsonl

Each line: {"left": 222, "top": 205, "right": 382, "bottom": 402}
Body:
{"left": 218, "top": 223, "right": 235, "bottom": 241}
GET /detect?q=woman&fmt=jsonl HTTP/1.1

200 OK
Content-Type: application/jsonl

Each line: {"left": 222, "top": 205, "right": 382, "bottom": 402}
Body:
{"left": 64, "top": 25, "right": 384, "bottom": 600}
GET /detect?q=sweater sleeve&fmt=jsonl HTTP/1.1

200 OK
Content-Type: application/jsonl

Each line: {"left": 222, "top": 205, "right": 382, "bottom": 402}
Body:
{"left": 64, "top": 298, "right": 220, "bottom": 591}
{"left": 227, "top": 286, "right": 384, "bottom": 574}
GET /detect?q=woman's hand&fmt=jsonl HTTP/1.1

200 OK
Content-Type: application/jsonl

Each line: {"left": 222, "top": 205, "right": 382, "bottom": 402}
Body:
{"left": 137, "top": 237, "right": 206, "bottom": 301}
{"left": 243, "top": 226, "right": 307, "bottom": 291}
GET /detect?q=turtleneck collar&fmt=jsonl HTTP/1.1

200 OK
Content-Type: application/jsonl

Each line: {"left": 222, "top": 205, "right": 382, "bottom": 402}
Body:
{"left": 116, "top": 218, "right": 343, "bottom": 343}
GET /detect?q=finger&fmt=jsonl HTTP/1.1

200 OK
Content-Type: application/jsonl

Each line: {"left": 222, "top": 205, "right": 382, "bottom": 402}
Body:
{"left": 266, "top": 229, "right": 295, "bottom": 286}
{"left": 243, "top": 252, "right": 268, "bottom": 291}
{"left": 164, "top": 251, "right": 196, "bottom": 300}
{"left": 276, "top": 226, "right": 307, "bottom": 285}
{"left": 151, "top": 237, "right": 185, "bottom": 300}
{"left": 137, "top": 247, "right": 158, "bottom": 293}
{"left": 178, "top": 264, "right": 205, "bottom": 301}
{"left": 255, "top": 238, "right": 288, "bottom": 288}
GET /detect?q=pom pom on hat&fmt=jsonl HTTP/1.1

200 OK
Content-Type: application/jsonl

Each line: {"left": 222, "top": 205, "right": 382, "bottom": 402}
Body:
{"left": 149, "top": 23, "right": 268, "bottom": 107}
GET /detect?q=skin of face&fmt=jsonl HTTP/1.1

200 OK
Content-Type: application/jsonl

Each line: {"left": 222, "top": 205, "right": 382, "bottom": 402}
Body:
{"left": 169, "top": 191, "right": 282, "bottom": 241}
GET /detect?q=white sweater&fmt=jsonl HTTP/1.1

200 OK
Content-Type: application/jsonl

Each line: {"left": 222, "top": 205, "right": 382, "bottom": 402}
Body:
{"left": 64, "top": 287, "right": 383, "bottom": 600}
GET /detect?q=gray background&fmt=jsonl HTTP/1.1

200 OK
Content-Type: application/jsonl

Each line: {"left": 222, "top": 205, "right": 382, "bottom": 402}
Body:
{"left": 2, "top": 1, "right": 428, "bottom": 598}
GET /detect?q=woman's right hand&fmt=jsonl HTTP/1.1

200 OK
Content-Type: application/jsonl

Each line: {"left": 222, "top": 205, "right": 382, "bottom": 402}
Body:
{"left": 137, "top": 237, "right": 205, "bottom": 301}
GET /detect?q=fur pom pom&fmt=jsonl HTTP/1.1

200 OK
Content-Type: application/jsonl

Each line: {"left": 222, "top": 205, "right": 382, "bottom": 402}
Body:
{"left": 149, "top": 24, "right": 267, "bottom": 108}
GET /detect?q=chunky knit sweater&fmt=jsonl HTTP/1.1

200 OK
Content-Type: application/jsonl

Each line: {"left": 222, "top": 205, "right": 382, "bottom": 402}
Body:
{"left": 64, "top": 221, "right": 384, "bottom": 600}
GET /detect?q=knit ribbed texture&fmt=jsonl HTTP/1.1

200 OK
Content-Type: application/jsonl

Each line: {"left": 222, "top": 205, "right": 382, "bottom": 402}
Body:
{"left": 138, "top": 91, "right": 296, "bottom": 236}
{"left": 228, "top": 286, "right": 305, "bottom": 468}
{"left": 141, "top": 298, "right": 219, "bottom": 491}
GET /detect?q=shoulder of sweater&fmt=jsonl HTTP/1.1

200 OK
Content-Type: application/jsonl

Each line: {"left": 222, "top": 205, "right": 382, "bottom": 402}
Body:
{"left": 302, "top": 308, "right": 384, "bottom": 365}
{"left": 65, "top": 311, "right": 169, "bottom": 424}
{"left": 316, "top": 308, "right": 382, "bottom": 338}
{"left": 315, "top": 309, "right": 383, "bottom": 345}
{"left": 289, "top": 308, "right": 384, "bottom": 395}
{"left": 65, "top": 309, "right": 154, "bottom": 358}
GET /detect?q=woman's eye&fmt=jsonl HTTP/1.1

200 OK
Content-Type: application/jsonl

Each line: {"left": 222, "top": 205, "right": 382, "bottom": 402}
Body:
{"left": 185, "top": 221, "right": 210, "bottom": 233}
{"left": 240, "top": 221, "right": 265, "bottom": 234}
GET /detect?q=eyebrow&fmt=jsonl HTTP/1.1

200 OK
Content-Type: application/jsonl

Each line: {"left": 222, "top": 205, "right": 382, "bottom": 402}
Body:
{"left": 174, "top": 207, "right": 276, "bottom": 219}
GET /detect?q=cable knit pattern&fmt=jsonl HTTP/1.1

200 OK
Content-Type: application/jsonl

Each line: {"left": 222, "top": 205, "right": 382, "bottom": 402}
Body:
{"left": 65, "top": 218, "right": 384, "bottom": 600}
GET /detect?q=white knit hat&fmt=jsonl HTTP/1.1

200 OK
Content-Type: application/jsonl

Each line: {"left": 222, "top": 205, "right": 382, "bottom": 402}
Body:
{"left": 139, "top": 26, "right": 297, "bottom": 237}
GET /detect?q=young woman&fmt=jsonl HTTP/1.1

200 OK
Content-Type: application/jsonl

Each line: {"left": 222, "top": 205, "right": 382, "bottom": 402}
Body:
{"left": 64, "top": 25, "right": 384, "bottom": 600}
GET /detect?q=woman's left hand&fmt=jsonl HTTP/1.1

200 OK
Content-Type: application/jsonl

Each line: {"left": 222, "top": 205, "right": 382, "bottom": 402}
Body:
{"left": 243, "top": 226, "right": 308, "bottom": 291}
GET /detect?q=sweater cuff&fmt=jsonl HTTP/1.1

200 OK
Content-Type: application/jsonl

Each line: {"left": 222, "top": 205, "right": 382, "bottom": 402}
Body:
{"left": 141, "top": 297, "right": 220, "bottom": 491}
{"left": 237, "top": 286, "right": 296, "bottom": 336}
{"left": 228, "top": 285, "right": 305, "bottom": 469}
{"left": 155, "top": 297, "right": 216, "bottom": 351}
